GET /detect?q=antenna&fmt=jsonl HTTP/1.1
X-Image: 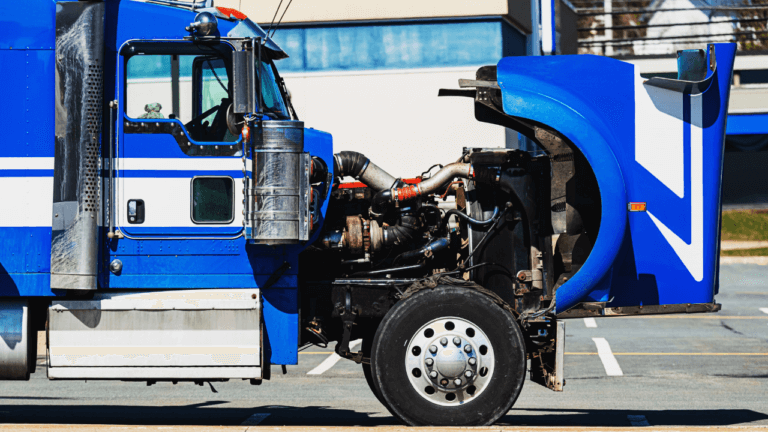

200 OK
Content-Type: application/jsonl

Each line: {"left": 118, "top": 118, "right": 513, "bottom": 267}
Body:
{"left": 265, "top": 0, "right": 285, "bottom": 39}
{"left": 270, "top": 0, "right": 294, "bottom": 38}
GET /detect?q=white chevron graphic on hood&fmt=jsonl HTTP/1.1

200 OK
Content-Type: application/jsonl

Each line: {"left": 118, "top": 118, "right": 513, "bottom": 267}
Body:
{"left": 636, "top": 82, "right": 704, "bottom": 282}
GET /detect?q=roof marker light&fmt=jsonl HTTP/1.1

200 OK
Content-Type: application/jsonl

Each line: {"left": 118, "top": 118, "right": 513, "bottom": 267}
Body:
{"left": 216, "top": 7, "right": 247, "bottom": 20}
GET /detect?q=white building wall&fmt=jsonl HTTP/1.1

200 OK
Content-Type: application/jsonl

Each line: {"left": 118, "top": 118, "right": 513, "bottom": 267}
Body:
{"left": 282, "top": 67, "right": 510, "bottom": 178}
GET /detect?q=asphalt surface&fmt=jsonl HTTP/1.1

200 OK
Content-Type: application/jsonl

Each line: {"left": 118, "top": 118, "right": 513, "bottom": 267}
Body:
{"left": 0, "top": 264, "right": 767, "bottom": 429}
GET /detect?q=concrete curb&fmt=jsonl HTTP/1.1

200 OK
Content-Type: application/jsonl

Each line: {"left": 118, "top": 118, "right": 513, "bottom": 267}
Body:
{"left": 721, "top": 240, "right": 768, "bottom": 251}
{"left": 720, "top": 256, "right": 768, "bottom": 265}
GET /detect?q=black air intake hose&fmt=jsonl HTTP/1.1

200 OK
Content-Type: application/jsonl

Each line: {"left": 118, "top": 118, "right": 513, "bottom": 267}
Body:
{"left": 333, "top": 151, "right": 397, "bottom": 192}
{"left": 310, "top": 156, "right": 328, "bottom": 184}
{"left": 382, "top": 213, "right": 420, "bottom": 247}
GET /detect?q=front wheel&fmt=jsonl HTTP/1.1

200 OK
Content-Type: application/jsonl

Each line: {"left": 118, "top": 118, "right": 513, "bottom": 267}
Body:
{"left": 370, "top": 285, "right": 526, "bottom": 426}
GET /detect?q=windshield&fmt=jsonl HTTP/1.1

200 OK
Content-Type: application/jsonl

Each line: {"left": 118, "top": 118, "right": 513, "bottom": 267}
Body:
{"left": 259, "top": 59, "right": 289, "bottom": 119}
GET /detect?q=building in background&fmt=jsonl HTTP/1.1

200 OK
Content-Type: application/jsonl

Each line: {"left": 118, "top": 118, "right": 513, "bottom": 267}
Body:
{"left": 633, "top": 0, "right": 737, "bottom": 55}
{"left": 210, "top": 0, "right": 577, "bottom": 177}
{"left": 573, "top": 0, "right": 768, "bottom": 208}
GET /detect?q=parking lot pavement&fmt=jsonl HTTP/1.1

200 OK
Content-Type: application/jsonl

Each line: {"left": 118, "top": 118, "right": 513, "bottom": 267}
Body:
{"left": 1, "top": 264, "right": 767, "bottom": 429}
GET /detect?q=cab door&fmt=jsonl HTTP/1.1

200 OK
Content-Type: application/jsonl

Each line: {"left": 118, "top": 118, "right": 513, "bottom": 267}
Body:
{"left": 107, "top": 41, "right": 250, "bottom": 289}
{"left": 117, "top": 41, "right": 244, "bottom": 239}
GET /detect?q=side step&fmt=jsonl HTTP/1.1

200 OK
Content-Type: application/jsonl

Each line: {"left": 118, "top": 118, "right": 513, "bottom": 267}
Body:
{"left": 47, "top": 289, "right": 261, "bottom": 380}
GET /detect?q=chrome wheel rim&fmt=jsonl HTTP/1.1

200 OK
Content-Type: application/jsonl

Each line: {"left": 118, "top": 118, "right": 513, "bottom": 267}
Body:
{"left": 405, "top": 316, "right": 495, "bottom": 406}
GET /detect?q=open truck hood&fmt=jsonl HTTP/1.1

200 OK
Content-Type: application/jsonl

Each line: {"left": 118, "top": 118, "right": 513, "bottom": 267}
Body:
{"left": 495, "top": 44, "right": 736, "bottom": 313}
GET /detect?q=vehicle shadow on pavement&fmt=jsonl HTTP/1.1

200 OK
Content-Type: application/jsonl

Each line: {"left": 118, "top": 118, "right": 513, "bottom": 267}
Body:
{"left": 501, "top": 408, "right": 768, "bottom": 427}
{"left": 0, "top": 404, "right": 398, "bottom": 426}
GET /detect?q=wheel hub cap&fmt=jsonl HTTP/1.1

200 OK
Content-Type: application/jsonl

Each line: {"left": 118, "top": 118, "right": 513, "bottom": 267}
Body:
{"left": 404, "top": 317, "right": 495, "bottom": 406}
{"left": 435, "top": 345, "right": 468, "bottom": 378}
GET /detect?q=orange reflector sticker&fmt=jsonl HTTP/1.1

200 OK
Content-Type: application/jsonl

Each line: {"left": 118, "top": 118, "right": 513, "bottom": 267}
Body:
{"left": 628, "top": 202, "right": 647, "bottom": 212}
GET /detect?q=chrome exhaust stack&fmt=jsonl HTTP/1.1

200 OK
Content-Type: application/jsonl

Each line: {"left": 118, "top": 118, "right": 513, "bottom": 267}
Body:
{"left": 50, "top": 2, "right": 105, "bottom": 290}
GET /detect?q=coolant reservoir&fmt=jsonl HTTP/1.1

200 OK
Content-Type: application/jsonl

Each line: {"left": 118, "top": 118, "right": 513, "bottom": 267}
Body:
{"left": 245, "top": 120, "right": 310, "bottom": 244}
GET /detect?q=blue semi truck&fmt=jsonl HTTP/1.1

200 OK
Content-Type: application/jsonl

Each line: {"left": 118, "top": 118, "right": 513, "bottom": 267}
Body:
{"left": 0, "top": 0, "right": 735, "bottom": 426}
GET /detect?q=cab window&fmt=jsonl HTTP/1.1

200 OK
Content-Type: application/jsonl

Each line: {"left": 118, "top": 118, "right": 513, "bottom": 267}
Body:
{"left": 124, "top": 43, "right": 237, "bottom": 142}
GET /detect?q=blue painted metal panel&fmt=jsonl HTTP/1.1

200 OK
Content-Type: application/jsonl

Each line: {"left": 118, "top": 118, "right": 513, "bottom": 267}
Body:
{"left": 0, "top": 50, "right": 30, "bottom": 156}
{"left": 111, "top": 1, "right": 239, "bottom": 50}
{"left": 0, "top": 50, "right": 55, "bottom": 158}
{"left": 497, "top": 44, "right": 736, "bottom": 312}
{"left": 0, "top": 0, "right": 56, "bottom": 50}
{"left": 25, "top": 50, "right": 56, "bottom": 157}
{"left": 726, "top": 113, "right": 768, "bottom": 136}
{"left": 0, "top": 21, "right": 56, "bottom": 297}
{"left": 262, "top": 288, "right": 299, "bottom": 365}
{"left": 0, "top": 227, "right": 56, "bottom": 297}
{"left": 271, "top": 19, "right": 526, "bottom": 73}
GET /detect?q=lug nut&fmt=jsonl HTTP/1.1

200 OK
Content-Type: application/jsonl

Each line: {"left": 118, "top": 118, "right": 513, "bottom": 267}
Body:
{"left": 453, "top": 337, "right": 461, "bottom": 346}
{"left": 440, "top": 337, "right": 448, "bottom": 346}
{"left": 454, "top": 378, "right": 462, "bottom": 386}
{"left": 464, "top": 344, "right": 472, "bottom": 353}
{"left": 464, "top": 370, "right": 473, "bottom": 378}
{"left": 468, "top": 357, "right": 477, "bottom": 365}
{"left": 441, "top": 379, "right": 449, "bottom": 386}
{"left": 429, "top": 371, "right": 438, "bottom": 379}
{"left": 425, "top": 358, "right": 434, "bottom": 366}
{"left": 429, "top": 345, "right": 438, "bottom": 354}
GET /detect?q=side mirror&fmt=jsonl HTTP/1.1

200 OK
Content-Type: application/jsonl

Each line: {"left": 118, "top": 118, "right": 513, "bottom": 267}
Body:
{"left": 233, "top": 50, "right": 252, "bottom": 114}
{"left": 233, "top": 39, "right": 262, "bottom": 115}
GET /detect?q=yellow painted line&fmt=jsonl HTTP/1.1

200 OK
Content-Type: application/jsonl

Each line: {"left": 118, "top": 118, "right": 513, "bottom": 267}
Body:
{"left": 565, "top": 352, "right": 768, "bottom": 356}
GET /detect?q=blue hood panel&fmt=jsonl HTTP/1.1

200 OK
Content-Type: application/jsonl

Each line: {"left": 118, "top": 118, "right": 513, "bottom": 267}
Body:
{"left": 496, "top": 44, "right": 736, "bottom": 312}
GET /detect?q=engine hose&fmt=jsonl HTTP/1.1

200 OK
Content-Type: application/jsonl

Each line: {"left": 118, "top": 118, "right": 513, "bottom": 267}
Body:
{"left": 370, "top": 162, "right": 473, "bottom": 214}
{"left": 370, "top": 189, "right": 393, "bottom": 217}
{"left": 333, "top": 151, "right": 397, "bottom": 192}
{"left": 382, "top": 213, "right": 420, "bottom": 248}
{"left": 394, "top": 237, "right": 450, "bottom": 263}
{"left": 310, "top": 156, "right": 328, "bottom": 184}
{"left": 439, "top": 206, "right": 499, "bottom": 232}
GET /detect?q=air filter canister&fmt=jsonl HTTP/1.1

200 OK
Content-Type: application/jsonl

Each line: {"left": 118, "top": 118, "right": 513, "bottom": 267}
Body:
{"left": 246, "top": 120, "right": 310, "bottom": 244}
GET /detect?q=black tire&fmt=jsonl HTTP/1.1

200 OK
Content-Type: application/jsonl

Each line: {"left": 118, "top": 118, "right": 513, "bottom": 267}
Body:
{"left": 370, "top": 285, "right": 526, "bottom": 426}
{"left": 361, "top": 337, "right": 386, "bottom": 406}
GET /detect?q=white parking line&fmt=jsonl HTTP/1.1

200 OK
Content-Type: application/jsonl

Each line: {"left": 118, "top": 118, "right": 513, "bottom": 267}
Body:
{"left": 592, "top": 337, "right": 623, "bottom": 376}
{"left": 627, "top": 414, "right": 650, "bottom": 426}
{"left": 307, "top": 339, "right": 361, "bottom": 375}
{"left": 583, "top": 317, "right": 597, "bottom": 328}
{"left": 759, "top": 308, "right": 768, "bottom": 315}
{"left": 240, "top": 413, "right": 270, "bottom": 426}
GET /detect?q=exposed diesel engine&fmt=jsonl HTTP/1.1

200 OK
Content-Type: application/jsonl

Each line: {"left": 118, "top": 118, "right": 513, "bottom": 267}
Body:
{"left": 300, "top": 143, "right": 601, "bottom": 358}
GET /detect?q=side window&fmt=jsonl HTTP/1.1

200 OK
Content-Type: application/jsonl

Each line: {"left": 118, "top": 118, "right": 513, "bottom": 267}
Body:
{"left": 126, "top": 55, "right": 194, "bottom": 122}
{"left": 191, "top": 177, "right": 234, "bottom": 224}
{"left": 125, "top": 52, "right": 236, "bottom": 142}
